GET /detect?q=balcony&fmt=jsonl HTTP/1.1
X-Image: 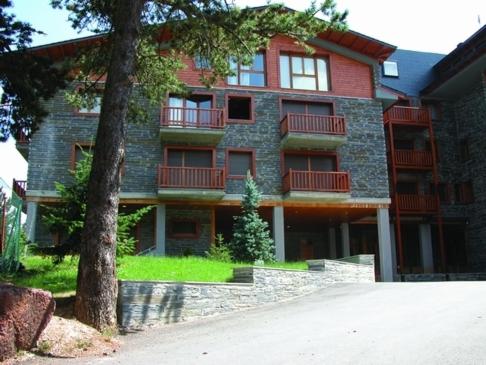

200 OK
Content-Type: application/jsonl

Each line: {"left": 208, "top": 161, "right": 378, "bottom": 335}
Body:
{"left": 160, "top": 107, "right": 225, "bottom": 145}
{"left": 383, "top": 106, "right": 430, "bottom": 126}
{"left": 12, "top": 179, "right": 26, "bottom": 199}
{"left": 282, "top": 170, "right": 351, "bottom": 201}
{"left": 157, "top": 165, "right": 225, "bottom": 200}
{"left": 393, "top": 150, "right": 433, "bottom": 169}
{"left": 393, "top": 194, "right": 437, "bottom": 213}
{"left": 15, "top": 130, "right": 29, "bottom": 160}
{"left": 280, "top": 113, "right": 347, "bottom": 149}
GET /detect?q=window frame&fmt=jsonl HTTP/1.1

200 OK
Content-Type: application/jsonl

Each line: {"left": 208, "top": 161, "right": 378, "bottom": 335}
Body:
{"left": 168, "top": 219, "right": 201, "bottom": 239}
{"left": 227, "top": 52, "right": 266, "bottom": 88}
{"left": 71, "top": 142, "right": 94, "bottom": 170}
{"left": 74, "top": 86, "right": 104, "bottom": 116}
{"left": 225, "top": 94, "right": 255, "bottom": 124}
{"left": 455, "top": 181, "right": 474, "bottom": 204}
{"left": 281, "top": 150, "right": 339, "bottom": 175}
{"left": 279, "top": 53, "right": 331, "bottom": 92}
{"left": 226, "top": 148, "right": 256, "bottom": 179}
{"left": 383, "top": 61, "right": 399, "bottom": 77}
{"left": 163, "top": 145, "right": 216, "bottom": 168}
{"left": 166, "top": 92, "right": 216, "bottom": 109}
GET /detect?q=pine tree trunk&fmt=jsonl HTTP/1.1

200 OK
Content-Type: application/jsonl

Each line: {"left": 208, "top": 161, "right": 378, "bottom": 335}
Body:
{"left": 74, "top": 0, "right": 145, "bottom": 331}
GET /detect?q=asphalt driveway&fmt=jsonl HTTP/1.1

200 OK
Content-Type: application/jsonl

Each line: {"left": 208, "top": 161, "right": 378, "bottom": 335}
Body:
{"left": 26, "top": 282, "right": 486, "bottom": 364}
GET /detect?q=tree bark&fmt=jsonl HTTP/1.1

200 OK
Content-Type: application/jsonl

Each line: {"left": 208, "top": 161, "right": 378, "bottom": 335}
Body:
{"left": 74, "top": 0, "right": 145, "bottom": 331}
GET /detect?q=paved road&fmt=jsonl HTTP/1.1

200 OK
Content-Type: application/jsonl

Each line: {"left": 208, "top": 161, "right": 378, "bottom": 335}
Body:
{"left": 27, "top": 282, "right": 486, "bottom": 365}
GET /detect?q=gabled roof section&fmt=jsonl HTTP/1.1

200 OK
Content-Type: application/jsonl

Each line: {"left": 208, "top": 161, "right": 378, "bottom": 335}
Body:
{"left": 422, "top": 24, "right": 486, "bottom": 96}
{"left": 381, "top": 49, "right": 445, "bottom": 97}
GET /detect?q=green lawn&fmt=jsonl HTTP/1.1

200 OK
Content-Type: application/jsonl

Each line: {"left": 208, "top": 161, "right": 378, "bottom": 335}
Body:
{"left": 0, "top": 256, "right": 307, "bottom": 295}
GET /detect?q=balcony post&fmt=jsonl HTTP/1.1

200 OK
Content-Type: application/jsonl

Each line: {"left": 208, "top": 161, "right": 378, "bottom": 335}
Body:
{"left": 155, "top": 204, "right": 166, "bottom": 255}
{"left": 25, "top": 201, "right": 38, "bottom": 242}
{"left": 419, "top": 223, "right": 434, "bottom": 273}
{"left": 273, "top": 206, "right": 285, "bottom": 262}
{"left": 377, "top": 208, "right": 394, "bottom": 282}
{"left": 340, "top": 222, "right": 350, "bottom": 257}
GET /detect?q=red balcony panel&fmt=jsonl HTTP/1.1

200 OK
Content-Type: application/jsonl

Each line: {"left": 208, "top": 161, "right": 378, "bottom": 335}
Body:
{"left": 158, "top": 166, "right": 225, "bottom": 189}
{"left": 12, "top": 179, "right": 26, "bottom": 199}
{"left": 282, "top": 170, "right": 350, "bottom": 193}
{"left": 383, "top": 106, "right": 430, "bottom": 125}
{"left": 395, "top": 194, "right": 437, "bottom": 212}
{"left": 394, "top": 150, "right": 433, "bottom": 169}
{"left": 280, "top": 113, "right": 346, "bottom": 137}
{"left": 15, "top": 130, "right": 29, "bottom": 144}
{"left": 161, "top": 107, "right": 224, "bottom": 129}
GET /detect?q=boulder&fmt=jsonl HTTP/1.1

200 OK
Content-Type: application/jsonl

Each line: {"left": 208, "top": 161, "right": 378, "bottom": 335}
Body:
{"left": 0, "top": 284, "right": 55, "bottom": 361}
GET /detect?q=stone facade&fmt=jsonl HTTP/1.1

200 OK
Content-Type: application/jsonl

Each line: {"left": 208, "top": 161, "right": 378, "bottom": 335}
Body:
{"left": 118, "top": 255, "right": 375, "bottom": 328}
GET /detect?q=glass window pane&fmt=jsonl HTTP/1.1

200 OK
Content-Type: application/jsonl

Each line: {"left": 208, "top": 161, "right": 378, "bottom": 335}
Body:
{"left": 227, "top": 75, "right": 238, "bottom": 85}
{"left": 310, "top": 156, "right": 335, "bottom": 171}
{"left": 284, "top": 155, "right": 308, "bottom": 172}
{"left": 252, "top": 53, "right": 264, "bottom": 71}
{"left": 186, "top": 150, "right": 212, "bottom": 167}
{"left": 169, "top": 96, "right": 183, "bottom": 107}
{"left": 167, "top": 150, "right": 183, "bottom": 166}
{"left": 282, "top": 101, "right": 306, "bottom": 115}
{"left": 291, "top": 56, "right": 302, "bottom": 74}
{"left": 307, "top": 103, "right": 332, "bottom": 116}
{"left": 229, "top": 152, "right": 252, "bottom": 176}
{"left": 249, "top": 73, "right": 265, "bottom": 87}
{"left": 293, "top": 76, "right": 316, "bottom": 90}
{"left": 279, "top": 55, "right": 290, "bottom": 88}
{"left": 303, "top": 58, "right": 315, "bottom": 75}
{"left": 317, "top": 59, "right": 329, "bottom": 91}
{"left": 240, "top": 72, "right": 250, "bottom": 86}
{"left": 229, "top": 57, "right": 238, "bottom": 70}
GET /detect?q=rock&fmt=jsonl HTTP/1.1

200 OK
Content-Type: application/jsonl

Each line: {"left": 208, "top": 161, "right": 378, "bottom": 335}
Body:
{"left": 0, "top": 284, "right": 55, "bottom": 360}
{"left": 0, "top": 319, "right": 16, "bottom": 361}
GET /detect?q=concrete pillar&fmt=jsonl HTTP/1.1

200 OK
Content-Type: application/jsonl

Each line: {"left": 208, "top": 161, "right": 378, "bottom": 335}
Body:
{"left": 419, "top": 223, "right": 434, "bottom": 273}
{"left": 340, "top": 222, "right": 350, "bottom": 258}
{"left": 328, "top": 227, "right": 337, "bottom": 259}
{"left": 155, "top": 204, "right": 166, "bottom": 255}
{"left": 25, "top": 202, "right": 38, "bottom": 242}
{"left": 377, "top": 208, "right": 394, "bottom": 282}
{"left": 390, "top": 223, "right": 398, "bottom": 278}
{"left": 273, "top": 206, "right": 285, "bottom": 262}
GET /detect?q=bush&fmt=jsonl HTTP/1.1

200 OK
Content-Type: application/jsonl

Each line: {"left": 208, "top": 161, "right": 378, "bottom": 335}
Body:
{"left": 206, "top": 234, "right": 232, "bottom": 262}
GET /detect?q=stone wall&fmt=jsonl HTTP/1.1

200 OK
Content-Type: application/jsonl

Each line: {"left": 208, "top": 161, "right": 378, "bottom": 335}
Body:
{"left": 118, "top": 255, "right": 374, "bottom": 328}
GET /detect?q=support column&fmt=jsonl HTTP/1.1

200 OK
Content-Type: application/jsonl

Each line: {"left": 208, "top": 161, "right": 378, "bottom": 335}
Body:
{"left": 328, "top": 227, "right": 337, "bottom": 259}
{"left": 155, "top": 204, "right": 166, "bottom": 256}
{"left": 377, "top": 208, "right": 394, "bottom": 282}
{"left": 419, "top": 223, "right": 434, "bottom": 273}
{"left": 340, "top": 222, "right": 350, "bottom": 257}
{"left": 390, "top": 223, "right": 398, "bottom": 278}
{"left": 25, "top": 202, "right": 38, "bottom": 242}
{"left": 273, "top": 206, "right": 285, "bottom": 262}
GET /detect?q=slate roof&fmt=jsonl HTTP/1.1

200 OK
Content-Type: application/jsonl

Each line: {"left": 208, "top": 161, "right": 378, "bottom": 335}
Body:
{"left": 380, "top": 49, "right": 445, "bottom": 97}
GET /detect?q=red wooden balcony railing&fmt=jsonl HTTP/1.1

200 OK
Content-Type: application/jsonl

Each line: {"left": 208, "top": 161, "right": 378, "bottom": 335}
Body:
{"left": 394, "top": 150, "right": 433, "bottom": 168}
{"left": 161, "top": 107, "right": 225, "bottom": 129}
{"left": 158, "top": 166, "right": 225, "bottom": 189}
{"left": 395, "top": 194, "right": 437, "bottom": 212}
{"left": 15, "top": 130, "right": 29, "bottom": 144}
{"left": 383, "top": 106, "right": 430, "bottom": 125}
{"left": 280, "top": 113, "right": 346, "bottom": 136}
{"left": 12, "top": 179, "right": 26, "bottom": 199}
{"left": 282, "top": 170, "right": 350, "bottom": 193}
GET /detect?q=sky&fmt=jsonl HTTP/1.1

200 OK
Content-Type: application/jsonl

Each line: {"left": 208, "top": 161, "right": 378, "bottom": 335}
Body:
{"left": 1, "top": 0, "right": 486, "bottom": 189}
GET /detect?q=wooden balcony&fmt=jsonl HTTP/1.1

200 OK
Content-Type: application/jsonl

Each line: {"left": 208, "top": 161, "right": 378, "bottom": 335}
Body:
{"left": 160, "top": 107, "right": 225, "bottom": 145}
{"left": 282, "top": 170, "right": 351, "bottom": 201}
{"left": 393, "top": 194, "right": 437, "bottom": 213}
{"left": 383, "top": 106, "right": 430, "bottom": 126}
{"left": 280, "top": 113, "right": 347, "bottom": 149}
{"left": 394, "top": 150, "right": 433, "bottom": 169}
{"left": 157, "top": 165, "right": 225, "bottom": 200}
{"left": 12, "top": 179, "right": 26, "bottom": 199}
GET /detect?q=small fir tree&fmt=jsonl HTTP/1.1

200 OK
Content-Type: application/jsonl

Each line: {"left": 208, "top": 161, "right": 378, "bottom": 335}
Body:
{"left": 229, "top": 172, "right": 275, "bottom": 263}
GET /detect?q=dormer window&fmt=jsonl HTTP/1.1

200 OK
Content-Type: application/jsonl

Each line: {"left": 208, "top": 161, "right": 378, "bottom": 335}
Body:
{"left": 227, "top": 52, "right": 265, "bottom": 87}
{"left": 279, "top": 54, "right": 329, "bottom": 91}
{"left": 383, "top": 61, "right": 399, "bottom": 77}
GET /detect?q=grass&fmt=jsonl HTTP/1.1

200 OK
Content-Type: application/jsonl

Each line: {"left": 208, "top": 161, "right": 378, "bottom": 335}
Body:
{"left": 0, "top": 255, "right": 307, "bottom": 295}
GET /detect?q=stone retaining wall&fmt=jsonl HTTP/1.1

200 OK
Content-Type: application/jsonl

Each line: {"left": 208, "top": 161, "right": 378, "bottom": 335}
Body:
{"left": 118, "top": 255, "right": 374, "bottom": 328}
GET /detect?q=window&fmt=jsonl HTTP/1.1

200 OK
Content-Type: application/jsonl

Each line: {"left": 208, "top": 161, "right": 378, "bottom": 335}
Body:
{"left": 194, "top": 55, "right": 211, "bottom": 69}
{"left": 169, "top": 220, "right": 200, "bottom": 239}
{"left": 383, "top": 61, "right": 399, "bottom": 77}
{"left": 459, "top": 139, "right": 470, "bottom": 162}
{"left": 227, "top": 149, "right": 255, "bottom": 178}
{"left": 281, "top": 100, "right": 332, "bottom": 118}
{"left": 166, "top": 148, "right": 213, "bottom": 168}
{"left": 396, "top": 182, "right": 418, "bottom": 194}
{"left": 72, "top": 143, "right": 94, "bottom": 169}
{"left": 228, "top": 53, "right": 265, "bottom": 87}
{"left": 283, "top": 153, "right": 337, "bottom": 173}
{"left": 394, "top": 139, "right": 414, "bottom": 150}
{"left": 279, "top": 54, "right": 329, "bottom": 91}
{"left": 455, "top": 182, "right": 474, "bottom": 204}
{"left": 78, "top": 95, "right": 102, "bottom": 114}
{"left": 227, "top": 95, "right": 253, "bottom": 123}
{"left": 167, "top": 94, "right": 213, "bottom": 126}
